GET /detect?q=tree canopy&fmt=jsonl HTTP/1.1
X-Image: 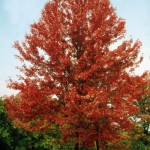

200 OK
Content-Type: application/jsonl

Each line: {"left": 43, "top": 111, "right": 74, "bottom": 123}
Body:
{"left": 6, "top": 0, "right": 147, "bottom": 149}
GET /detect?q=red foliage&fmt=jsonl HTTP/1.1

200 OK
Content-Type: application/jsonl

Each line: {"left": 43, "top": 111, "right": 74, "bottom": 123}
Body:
{"left": 5, "top": 0, "right": 147, "bottom": 148}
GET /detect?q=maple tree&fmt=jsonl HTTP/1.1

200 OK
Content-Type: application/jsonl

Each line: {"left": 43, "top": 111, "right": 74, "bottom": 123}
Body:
{"left": 6, "top": 0, "right": 147, "bottom": 149}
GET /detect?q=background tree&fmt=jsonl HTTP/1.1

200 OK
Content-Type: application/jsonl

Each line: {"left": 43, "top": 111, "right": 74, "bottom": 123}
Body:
{"left": 0, "top": 98, "right": 12, "bottom": 150}
{"left": 1, "top": 97, "right": 73, "bottom": 150}
{"left": 6, "top": 0, "right": 147, "bottom": 149}
{"left": 139, "top": 74, "right": 150, "bottom": 138}
{"left": 129, "top": 73, "right": 150, "bottom": 149}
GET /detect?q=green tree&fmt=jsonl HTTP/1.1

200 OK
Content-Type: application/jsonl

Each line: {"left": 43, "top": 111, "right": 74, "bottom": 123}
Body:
{"left": 0, "top": 98, "right": 59, "bottom": 149}
{"left": 0, "top": 98, "right": 13, "bottom": 150}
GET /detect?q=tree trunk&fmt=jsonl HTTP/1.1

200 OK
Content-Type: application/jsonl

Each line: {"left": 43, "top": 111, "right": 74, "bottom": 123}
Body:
{"left": 96, "top": 140, "right": 100, "bottom": 150}
{"left": 74, "top": 142, "right": 79, "bottom": 150}
{"left": 74, "top": 132, "right": 79, "bottom": 150}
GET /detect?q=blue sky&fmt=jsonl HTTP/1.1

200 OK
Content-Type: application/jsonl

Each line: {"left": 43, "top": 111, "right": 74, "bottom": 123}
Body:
{"left": 0, "top": 0, "right": 150, "bottom": 96}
